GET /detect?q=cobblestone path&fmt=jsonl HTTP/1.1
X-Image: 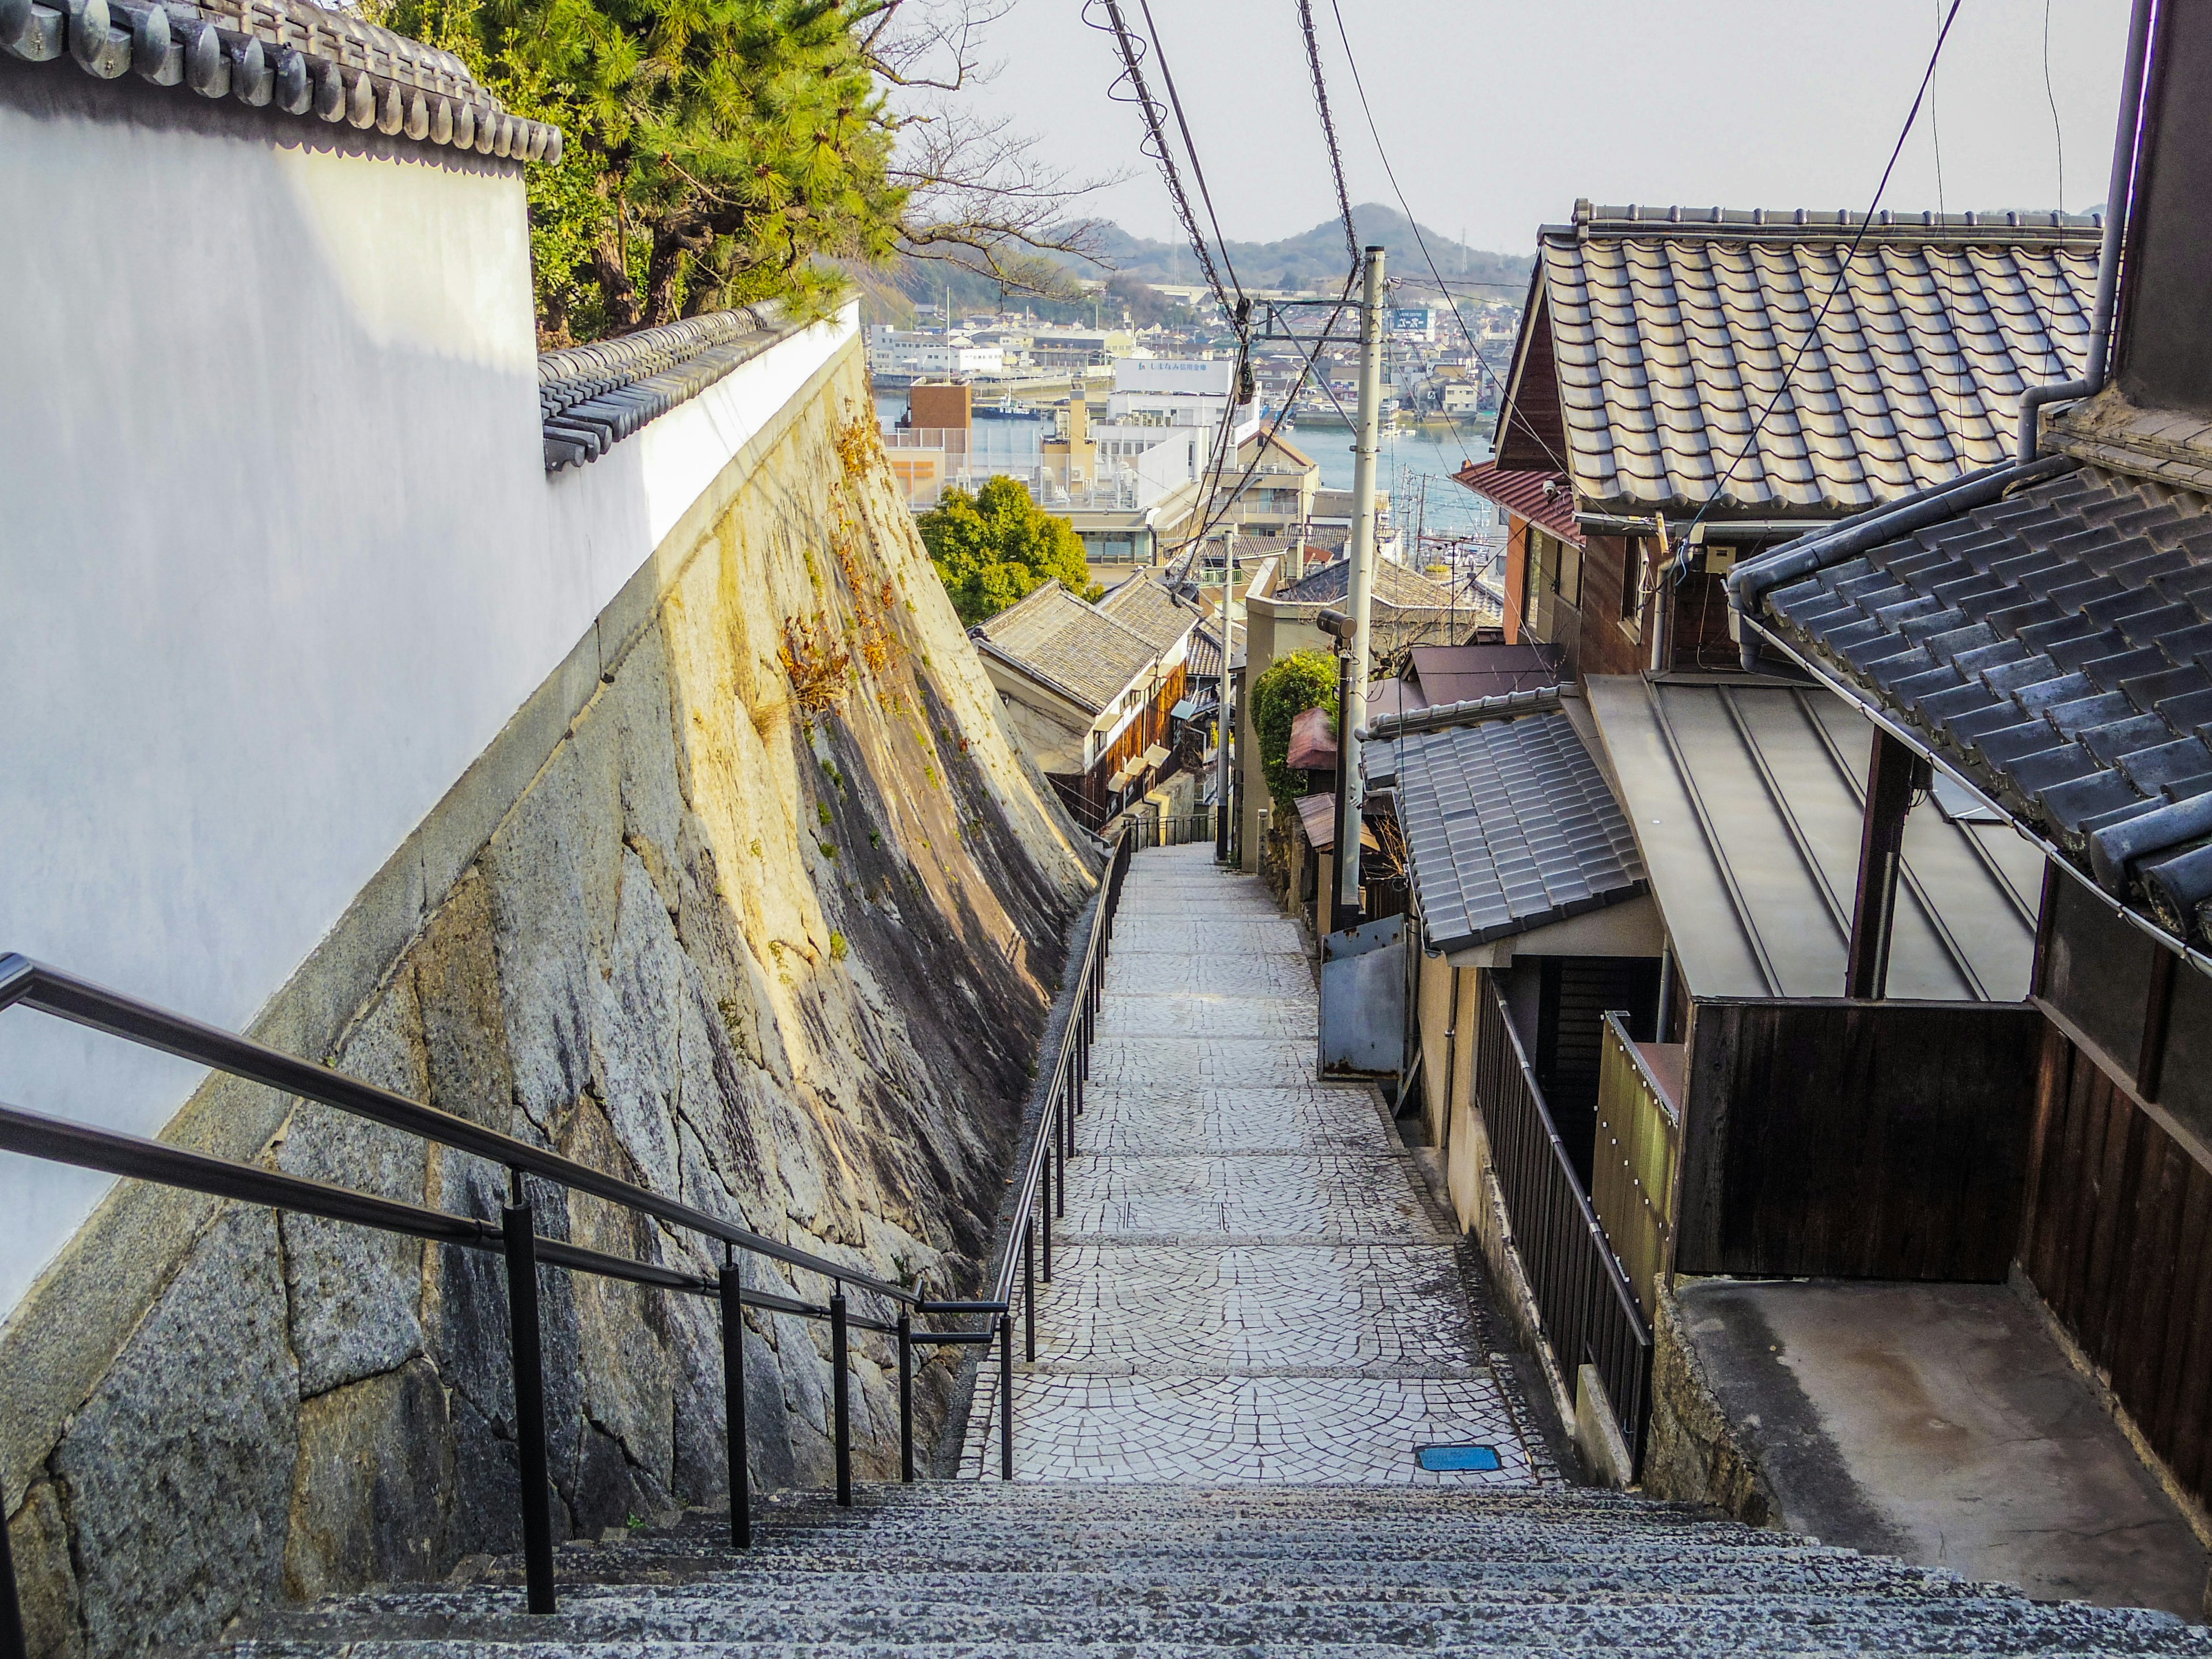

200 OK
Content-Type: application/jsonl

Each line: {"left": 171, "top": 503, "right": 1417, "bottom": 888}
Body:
{"left": 961, "top": 843, "right": 1548, "bottom": 1486}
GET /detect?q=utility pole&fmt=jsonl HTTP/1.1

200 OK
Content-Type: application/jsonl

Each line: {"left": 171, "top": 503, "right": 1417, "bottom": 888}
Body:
{"left": 1335, "top": 244, "right": 1385, "bottom": 934}
{"left": 1214, "top": 564, "right": 1234, "bottom": 865}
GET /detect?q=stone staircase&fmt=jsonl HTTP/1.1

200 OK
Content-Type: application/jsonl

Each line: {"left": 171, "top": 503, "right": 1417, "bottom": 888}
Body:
{"left": 200, "top": 846, "right": 2212, "bottom": 1654}
{"left": 215, "top": 1480, "right": 2212, "bottom": 1654}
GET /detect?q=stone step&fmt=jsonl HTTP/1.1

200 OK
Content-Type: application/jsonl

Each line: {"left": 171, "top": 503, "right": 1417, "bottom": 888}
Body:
{"left": 220, "top": 1594, "right": 2212, "bottom": 1657}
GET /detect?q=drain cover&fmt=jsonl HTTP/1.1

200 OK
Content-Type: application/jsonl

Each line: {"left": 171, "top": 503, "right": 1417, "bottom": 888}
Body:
{"left": 1415, "top": 1443, "right": 1501, "bottom": 1473}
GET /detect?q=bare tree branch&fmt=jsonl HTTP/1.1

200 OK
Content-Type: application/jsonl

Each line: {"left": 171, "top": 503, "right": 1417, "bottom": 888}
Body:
{"left": 864, "top": 0, "right": 1127, "bottom": 298}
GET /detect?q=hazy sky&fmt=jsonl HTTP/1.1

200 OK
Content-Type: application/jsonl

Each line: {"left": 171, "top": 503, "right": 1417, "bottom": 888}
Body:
{"left": 947, "top": 1, "right": 2131, "bottom": 258}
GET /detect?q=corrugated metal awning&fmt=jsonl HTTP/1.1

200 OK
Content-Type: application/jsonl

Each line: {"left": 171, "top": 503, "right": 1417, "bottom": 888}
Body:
{"left": 1585, "top": 677, "right": 2044, "bottom": 1002}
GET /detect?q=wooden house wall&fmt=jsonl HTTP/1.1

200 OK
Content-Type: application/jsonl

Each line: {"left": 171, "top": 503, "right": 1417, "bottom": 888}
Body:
{"left": 1677, "top": 998, "right": 2041, "bottom": 1281}
{"left": 2019, "top": 1014, "right": 2212, "bottom": 1512}
{"left": 1059, "top": 661, "right": 1188, "bottom": 824}
{"left": 1572, "top": 535, "right": 1646, "bottom": 680}
{"left": 1668, "top": 569, "right": 1738, "bottom": 672}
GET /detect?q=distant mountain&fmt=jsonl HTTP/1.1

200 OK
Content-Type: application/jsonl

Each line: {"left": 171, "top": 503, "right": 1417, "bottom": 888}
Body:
{"left": 844, "top": 203, "right": 1532, "bottom": 329}
{"left": 1078, "top": 204, "right": 1532, "bottom": 298}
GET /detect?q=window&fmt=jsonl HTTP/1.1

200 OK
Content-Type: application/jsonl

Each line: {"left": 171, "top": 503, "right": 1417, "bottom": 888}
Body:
{"left": 1621, "top": 535, "right": 1647, "bottom": 624}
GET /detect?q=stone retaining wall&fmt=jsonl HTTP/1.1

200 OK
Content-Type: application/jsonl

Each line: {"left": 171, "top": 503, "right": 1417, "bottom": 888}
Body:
{"left": 1, "top": 339, "right": 1092, "bottom": 1658}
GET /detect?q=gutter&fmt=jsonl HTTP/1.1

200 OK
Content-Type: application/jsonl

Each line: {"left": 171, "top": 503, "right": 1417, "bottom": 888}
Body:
{"left": 1575, "top": 512, "right": 1836, "bottom": 542}
{"left": 2014, "top": 0, "right": 2157, "bottom": 461}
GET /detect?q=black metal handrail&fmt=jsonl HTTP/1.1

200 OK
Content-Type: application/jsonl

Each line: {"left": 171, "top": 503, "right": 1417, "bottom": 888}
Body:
{"left": 0, "top": 828, "right": 1135, "bottom": 1645}
{"left": 1474, "top": 974, "right": 1654, "bottom": 1472}
{"left": 0, "top": 956, "right": 915, "bottom": 1305}
{"left": 943, "top": 827, "right": 1134, "bottom": 1479}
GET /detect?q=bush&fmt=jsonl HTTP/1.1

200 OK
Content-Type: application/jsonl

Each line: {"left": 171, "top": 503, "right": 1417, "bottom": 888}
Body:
{"left": 918, "top": 476, "right": 1098, "bottom": 626}
{"left": 1250, "top": 649, "right": 1338, "bottom": 813}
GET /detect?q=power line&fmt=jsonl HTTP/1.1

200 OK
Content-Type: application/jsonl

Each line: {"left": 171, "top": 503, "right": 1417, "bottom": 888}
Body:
{"left": 1296, "top": 0, "right": 1359, "bottom": 274}
{"left": 1084, "top": 0, "right": 1239, "bottom": 320}
{"left": 1135, "top": 0, "right": 1242, "bottom": 304}
{"left": 1322, "top": 0, "right": 1551, "bottom": 472}
{"left": 1677, "top": 0, "right": 1963, "bottom": 554}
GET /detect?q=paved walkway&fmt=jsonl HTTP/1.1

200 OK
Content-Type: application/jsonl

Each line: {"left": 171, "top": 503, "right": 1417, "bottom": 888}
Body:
{"left": 961, "top": 843, "right": 1546, "bottom": 1485}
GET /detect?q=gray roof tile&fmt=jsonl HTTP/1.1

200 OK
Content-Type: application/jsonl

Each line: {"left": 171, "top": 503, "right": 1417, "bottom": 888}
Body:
{"left": 1749, "top": 463, "right": 2212, "bottom": 940}
{"left": 1533, "top": 203, "right": 2100, "bottom": 515}
{"left": 973, "top": 582, "right": 1159, "bottom": 714}
{"left": 1391, "top": 709, "right": 1646, "bottom": 953}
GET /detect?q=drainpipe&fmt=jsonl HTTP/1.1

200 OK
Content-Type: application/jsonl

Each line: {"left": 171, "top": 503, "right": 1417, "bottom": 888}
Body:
{"left": 2015, "top": 0, "right": 2157, "bottom": 461}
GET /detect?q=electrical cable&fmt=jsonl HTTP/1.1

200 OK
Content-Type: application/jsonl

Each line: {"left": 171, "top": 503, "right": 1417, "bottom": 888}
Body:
{"left": 1135, "top": 0, "right": 1242, "bottom": 304}
{"left": 1084, "top": 0, "right": 1239, "bottom": 321}
{"left": 1323, "top": 0, "right": 1563, "bottom": 477}
{"left": 1674, "top": 0, "right": 1965, "bottom": 563}
{"left": 1296, "top": 0, "right": 1359, "bottom": 274}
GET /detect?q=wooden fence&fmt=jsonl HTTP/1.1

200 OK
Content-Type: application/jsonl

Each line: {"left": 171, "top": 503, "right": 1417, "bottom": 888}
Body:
{"left": 1592, "top": 1014, "right": 1681, "bottom": 1324}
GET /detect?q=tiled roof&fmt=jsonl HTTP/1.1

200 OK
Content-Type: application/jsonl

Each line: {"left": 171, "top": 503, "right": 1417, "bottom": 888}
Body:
{"left": 1528, "top": 200, "right": 2100, "bottom": 517}
{"left": 1094, "top": 573, "right": 1199, "bottom": 653}
{"left": 1389, "top": 705, "right": 1646, "bottom": 954}
{"left": 540, "top": 310, "right": 803, "bottom": 472}
{"left": 1452, "top": 462, "right": 1584, "bottom": 546}
{"left": 1274, "top": 557, "right": 1459, "bottom": 609}
{"left": 973, "top": 582, "right": 1158, "bottom": 715}
{"left": 1745, "top": 462, "right": 2212, "bottom": 944}
{"left": 1186, "top": 621, "right": 1223, "bottom": 684}
{"left": 1, "top": 0, "right": 560, "bottom": 162}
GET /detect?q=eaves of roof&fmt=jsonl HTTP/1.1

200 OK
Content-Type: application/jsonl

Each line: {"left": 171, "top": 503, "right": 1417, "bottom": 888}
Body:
{"left": 1453, "top": 461, "right": 1584, "bottom": 547}
{"left": 1391, "top": 704, "right": 1646, "bottom": 954}
{"left": 2, "top": 0, "right": 561, "bottom": 165}
{"left": 1736, "top": 459, "right": 2212, "bottom": 957}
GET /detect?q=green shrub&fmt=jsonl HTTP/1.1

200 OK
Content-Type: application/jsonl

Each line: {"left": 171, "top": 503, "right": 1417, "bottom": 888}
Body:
{"left": 1249, "top": 649, "right": 1339, "bottom": 813}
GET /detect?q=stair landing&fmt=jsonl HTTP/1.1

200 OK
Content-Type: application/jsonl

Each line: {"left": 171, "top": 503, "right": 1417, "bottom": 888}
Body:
{"left": 959, "top": 844, "right": 1548, "bottom": 1485}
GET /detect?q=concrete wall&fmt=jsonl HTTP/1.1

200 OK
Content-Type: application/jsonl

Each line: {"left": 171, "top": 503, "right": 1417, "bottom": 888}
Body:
{"left": 1, "top": 65, "right": 1090, "bottom": 1658}
{"left": 0, "top": 64, "right": 855, "bottom": 1315}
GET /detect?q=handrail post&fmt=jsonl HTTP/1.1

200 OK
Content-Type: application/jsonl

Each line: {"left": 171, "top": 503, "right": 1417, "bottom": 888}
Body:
{"left": 830, "top": 1287, "right": 852, "bottom": 1508}
{"left": 1024, "top": 1219, "right": 1037, "bottom": 1362}
{"left": 1057, "top": 1098, "right": 1070, "bottom": 1215}
{"left": 897, "top": 1310, "right": 915, "bottom": 1484}
{"left": 502, "top": 1173, "right": 556, "bottom": 1614}
{"left": 1041, "top": 1134, "right": 1054, "bottom": 1280}
{"left": 1, "top": 1475, "right": 26, "bottom": 1659}
{"left": 998, "top": 1312, "right": 1015, "bottom": 1479}
{"left": 717, "top": 1257, "right": 752, "bottom": 1548}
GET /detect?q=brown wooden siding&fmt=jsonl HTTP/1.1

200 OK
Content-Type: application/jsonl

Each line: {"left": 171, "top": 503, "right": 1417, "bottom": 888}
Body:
{"left": 1056, "top": 661, "right": 1188, "bottom": 824}
{"left": 1573, "top": 535, "right": 1645, "bottom": 680}
{"left": 1667, "top": 569, "right": 1738, "bottom": 672}
{"left": 1495, "top": 294, "right": 1566, "bottom": 472}
{"left": 2020, "top": 1013, "right": 2212, "bottom": 1510}
{"left": 1677, "top": 999, "right": 2042, "bottom": 1281}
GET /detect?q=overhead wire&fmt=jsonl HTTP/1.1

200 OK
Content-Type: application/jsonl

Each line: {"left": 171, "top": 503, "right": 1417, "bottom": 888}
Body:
{"left": 1084, "top": 0, "right": 1239, "bottom": 321}
{"left": 1297, "top": 0, "right": 1359, "bottom": 272}
{"left": 1323, "top": 0, "right": 1561, "bottom": 476}
{"left": 1671, "top": 0, "right": 1965, "bottom": 570}
{"left": 1135, "top": 0, "right": 1242, "bottom": 305}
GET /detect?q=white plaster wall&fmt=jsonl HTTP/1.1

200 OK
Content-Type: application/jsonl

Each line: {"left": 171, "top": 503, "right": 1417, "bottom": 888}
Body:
{"left": 0, "top": 80, "right": 855, "bottom": 1316}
